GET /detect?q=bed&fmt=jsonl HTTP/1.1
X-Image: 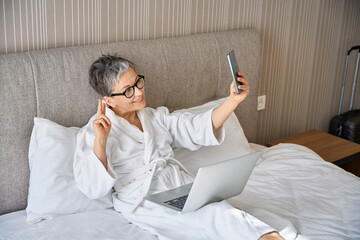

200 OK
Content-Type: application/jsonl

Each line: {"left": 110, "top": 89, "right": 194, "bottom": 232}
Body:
{"left": 0, "top": 29, "right": 359, "bottom": 240}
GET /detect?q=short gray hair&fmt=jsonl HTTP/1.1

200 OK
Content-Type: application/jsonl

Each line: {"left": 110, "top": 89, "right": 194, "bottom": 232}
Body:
{"left": 89, "top": 54, "right": 132, "bottom": 96}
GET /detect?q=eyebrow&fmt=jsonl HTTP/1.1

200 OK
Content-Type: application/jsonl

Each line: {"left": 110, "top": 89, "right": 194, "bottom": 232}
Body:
{"left": 120, "top": 76, "right": 138, "bottom": 91}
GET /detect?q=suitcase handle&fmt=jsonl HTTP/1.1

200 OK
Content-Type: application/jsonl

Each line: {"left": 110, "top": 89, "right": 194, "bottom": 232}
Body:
{"left": 347, "top": 45, "right": 360, "bottom": 55}
{"left": 338, "top": 45, "right": 360, "bottom": 114}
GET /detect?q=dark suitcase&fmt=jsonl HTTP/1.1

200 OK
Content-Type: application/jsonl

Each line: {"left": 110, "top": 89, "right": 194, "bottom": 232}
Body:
{"left": 329, "top": 45, "right": 360, "bottom": 143}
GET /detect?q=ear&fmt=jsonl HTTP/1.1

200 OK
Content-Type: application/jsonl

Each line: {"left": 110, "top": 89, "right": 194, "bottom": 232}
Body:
{"left": 103, "top": 96, "right": 116, "bottom": 108}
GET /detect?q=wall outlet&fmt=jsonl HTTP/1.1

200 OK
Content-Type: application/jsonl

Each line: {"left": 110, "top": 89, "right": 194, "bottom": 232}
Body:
{"left": 257, "top": 95, "right": 266, "bottom": 111}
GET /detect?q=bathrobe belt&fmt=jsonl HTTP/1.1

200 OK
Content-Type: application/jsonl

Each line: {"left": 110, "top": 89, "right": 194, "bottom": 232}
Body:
{"left": 119, "top": 157, "right": 194, "bottom": 212}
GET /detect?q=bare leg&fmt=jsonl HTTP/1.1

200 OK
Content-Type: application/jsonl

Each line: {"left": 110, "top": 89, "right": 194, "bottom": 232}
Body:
{"left": 259, "top": 231, "right": 285, "bottom": 240}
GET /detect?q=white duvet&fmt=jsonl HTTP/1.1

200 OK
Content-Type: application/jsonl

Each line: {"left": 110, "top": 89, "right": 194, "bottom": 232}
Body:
{"left": 1, "top": 143, "right": 359, "bottom": 240}
{"left": 229, "top": 143, "right": 360, "bottom": 240}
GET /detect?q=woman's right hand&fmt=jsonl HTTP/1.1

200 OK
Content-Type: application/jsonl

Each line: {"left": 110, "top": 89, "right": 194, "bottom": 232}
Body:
{"left": 93, "top": 99, "right": 111, "bottom": 170}
{"left": 93, "top": 99, "right": 111, "bottom": 140}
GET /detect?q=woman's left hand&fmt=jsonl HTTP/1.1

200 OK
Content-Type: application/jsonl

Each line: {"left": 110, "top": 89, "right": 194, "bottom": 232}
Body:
{"left": 229, "top": 72, "right": 250, "bottom": 104}
{"left": 211, "top": 72, "right": 250, "bottom": 131}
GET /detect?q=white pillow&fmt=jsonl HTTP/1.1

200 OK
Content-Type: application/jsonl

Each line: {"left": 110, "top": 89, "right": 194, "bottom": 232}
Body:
{"left": 173, "top": 98, "right": 254, "bottom": 174}
{"left": 26, "top": 117, "right": 113, "bottom": 223}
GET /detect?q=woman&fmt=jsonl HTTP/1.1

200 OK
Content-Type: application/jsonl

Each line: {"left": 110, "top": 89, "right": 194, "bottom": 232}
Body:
{"left": 73, "top": 54, "right": 285, "bottom": 240}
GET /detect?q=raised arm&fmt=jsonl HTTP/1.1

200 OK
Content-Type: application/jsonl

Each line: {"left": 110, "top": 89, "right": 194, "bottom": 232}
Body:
{"left": 211, "top": 72, "right": 250, "bottom": 131}
{"left": 73, "top": 99, "right": 116, "bottom": 199}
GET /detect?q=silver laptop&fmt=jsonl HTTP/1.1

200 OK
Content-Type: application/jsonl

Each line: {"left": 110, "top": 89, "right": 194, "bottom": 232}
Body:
{"left": 145, "top": 152, "right": 260, "bottom": 213}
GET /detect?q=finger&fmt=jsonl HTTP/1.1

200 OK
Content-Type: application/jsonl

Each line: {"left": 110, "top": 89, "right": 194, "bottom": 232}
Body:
{"left": 239, "top": 84, "right": 250, "bottom": 92}
{"left": 101, "top": 102, "right": 106, "bottom": 115}
{"left": 239, "top": 81, "right": 250, "bottom": 91}
{"left": 95, "top": 118, "right": 110, "bottom": 129}
{"left": 103, "top": 115, "right": 111, "bottom": 125}
{"left": 237, "top": 77, "right": 248, "bottom": 86}
{"left": 96, "top": 114, "right": 111, "bottom": 125}
{"left": 237, "top": 72, "right": 245, "bottom": 78}
{"left": 97, "top": 99, "right": 102, "bottom": 115}
{"left": 100, "top": 119, "right": 110, "bottom": 129}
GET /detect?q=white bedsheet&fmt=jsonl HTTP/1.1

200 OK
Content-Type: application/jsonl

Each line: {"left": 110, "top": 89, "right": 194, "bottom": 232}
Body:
{"left": 0, "top": 209, "right": 156, "bottom": 240}
{"left": 1, "top": 143, "right": 359, "bottom": 240}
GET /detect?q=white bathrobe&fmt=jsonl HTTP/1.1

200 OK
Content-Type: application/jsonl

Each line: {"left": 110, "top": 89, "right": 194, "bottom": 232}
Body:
{"left": 74, "top": 105, "right": 275, "bottom": 240}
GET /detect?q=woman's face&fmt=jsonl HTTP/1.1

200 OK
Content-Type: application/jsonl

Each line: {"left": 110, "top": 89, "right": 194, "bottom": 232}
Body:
{"left": 105, "top": 67, "right": 146, "bottom": 116}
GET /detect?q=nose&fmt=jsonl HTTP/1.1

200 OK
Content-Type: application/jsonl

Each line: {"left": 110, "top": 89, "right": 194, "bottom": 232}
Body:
{"left": 134, "top": 85, "right": 144, "bottom": 96}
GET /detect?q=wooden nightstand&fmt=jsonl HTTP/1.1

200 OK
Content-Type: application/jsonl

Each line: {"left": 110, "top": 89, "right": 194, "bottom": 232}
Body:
{"left": 267, "top": 129, "right": 360, "bottom": 177}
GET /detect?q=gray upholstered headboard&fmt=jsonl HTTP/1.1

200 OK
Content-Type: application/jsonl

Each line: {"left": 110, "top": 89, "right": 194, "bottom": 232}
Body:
{"left": 0, "top": 29, "right": 260, "bottom": 215}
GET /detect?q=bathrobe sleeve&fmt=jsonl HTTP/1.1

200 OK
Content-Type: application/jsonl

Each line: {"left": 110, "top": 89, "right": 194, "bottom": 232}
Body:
{"left": 73, "top": 116, "right": 117, "bottom": 199}
{"left": 156, "top": 107, "right": 225, "bottom": 151}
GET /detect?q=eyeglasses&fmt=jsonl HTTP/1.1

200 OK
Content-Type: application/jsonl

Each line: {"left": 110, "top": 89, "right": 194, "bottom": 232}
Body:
{"left": 111, "top": 75, "right": 145, "bottom": 98}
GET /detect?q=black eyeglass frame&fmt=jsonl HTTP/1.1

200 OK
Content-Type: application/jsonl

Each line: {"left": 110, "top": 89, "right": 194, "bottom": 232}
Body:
{"left": 110, "top": 75, "right": 145, "bottom": 98}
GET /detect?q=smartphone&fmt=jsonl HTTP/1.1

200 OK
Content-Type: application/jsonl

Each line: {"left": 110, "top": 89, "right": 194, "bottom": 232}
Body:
{"left": 227, "top": 50, "right": 243, "bottom": 94}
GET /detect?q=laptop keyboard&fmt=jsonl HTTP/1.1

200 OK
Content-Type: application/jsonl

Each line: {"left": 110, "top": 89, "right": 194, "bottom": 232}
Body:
{"left": 164, "top": 195, "right": 188, "bottom": 209}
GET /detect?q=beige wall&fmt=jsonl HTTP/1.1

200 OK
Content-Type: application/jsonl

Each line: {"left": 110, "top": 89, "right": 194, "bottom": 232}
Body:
{"left": 1, "top": 0, "right": 359, "bottom": 144}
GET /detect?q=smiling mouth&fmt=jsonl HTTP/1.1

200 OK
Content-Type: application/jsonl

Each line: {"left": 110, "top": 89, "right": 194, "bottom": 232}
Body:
{"left": 132, "top": 97, "right": 144, "bottom": 104}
